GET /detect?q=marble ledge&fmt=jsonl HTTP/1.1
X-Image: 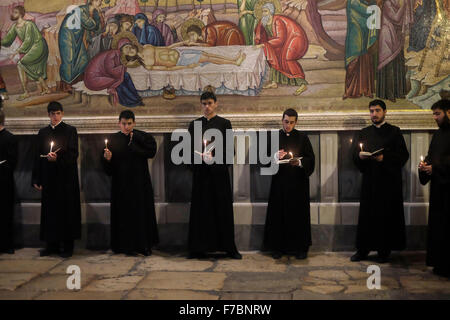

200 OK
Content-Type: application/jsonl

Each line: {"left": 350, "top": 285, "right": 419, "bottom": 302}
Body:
{"left": 5, "top": 111, "right": 436, "bottom": 134}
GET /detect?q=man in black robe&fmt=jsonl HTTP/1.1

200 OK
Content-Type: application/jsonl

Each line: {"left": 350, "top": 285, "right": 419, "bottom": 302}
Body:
{"left": 32, "top": 101, "right": 81, "bottom": 258}
{"left": 103, "top": 110, "right": 158, "bottom": 256}
{"left": 419, "top": 99, "right": 450, "bottom": 278}
{"left": 351, "top": 99, "right": 409, "bottom": 263}
{"left": 187, "top": 90, "right": 241, "bottom": 259}
{"left": 263, "top": 108, "right": 315, "bottom": 260}
{"left": 0, "top": 107, "right": 18, "bottom": 254}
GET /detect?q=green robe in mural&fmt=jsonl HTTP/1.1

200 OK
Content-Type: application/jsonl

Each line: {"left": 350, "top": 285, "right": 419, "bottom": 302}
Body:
{"left": 58, "top": 4, "right": 103, "bottom": 84}
{"left": 345, "top": 0, "right": 378, "bottom": 67}
{"left": 1, "top": 20, "right": 48, "bottom": 81}
{"left": 238, "top": 0, "right": 258, "bottom": 45}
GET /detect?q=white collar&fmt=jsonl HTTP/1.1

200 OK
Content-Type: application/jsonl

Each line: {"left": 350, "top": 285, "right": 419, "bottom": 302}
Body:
{"left": 374, "top": 121, "right": 386, "bottom": 128}
{"left": 50, "top": 120, "right": 63, "bottom": 129}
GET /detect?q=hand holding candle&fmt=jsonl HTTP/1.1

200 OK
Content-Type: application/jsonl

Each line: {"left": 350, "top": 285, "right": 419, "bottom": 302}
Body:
{"left": 104, "top": 139, "right": 112, "bottom": 161}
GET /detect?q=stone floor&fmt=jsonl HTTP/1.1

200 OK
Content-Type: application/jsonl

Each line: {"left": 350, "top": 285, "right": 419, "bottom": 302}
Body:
{"left": 0, "top": 249, "right": 449, "bottom": 300}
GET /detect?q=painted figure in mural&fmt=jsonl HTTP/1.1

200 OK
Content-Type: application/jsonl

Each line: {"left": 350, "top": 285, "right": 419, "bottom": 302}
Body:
{"left": 254, "top": 1, "right": 309, "bottom": 96}
{"left": 1, "top": 6, "right": 49, "bottom": 101}
{"left": 132, "top": 13, "right": 164, "bottom": 46}
{"left": 136, "top": 45, "right": 247, "bottom": 70}
{"left": 151, "top": 9, "right": 175, "bottom": 46}
{"left": 238, "top": 0, "right": 259, "bottom": 45}
{"left": 178, "top": 19, "right": 245, "bottom": 47}
{"left": 343, "top": 0, "right": 378, "bottom": 100}
{"left": 58, "top": 0, "right": 105, "bottom": 86}
{"left": 377, "top": 0, "right": 414, "bottom": 102}
{"left": 117, "top": 14, "right": 134, "bottom": 32}
{"left": 84, "top": 38, "right": 143, "bottom": 107}
{"left": 100, "top": 17, "right": 120, "bottom": 52}
{"left": 408, "top": 0, "right": 437, "bottom": 52}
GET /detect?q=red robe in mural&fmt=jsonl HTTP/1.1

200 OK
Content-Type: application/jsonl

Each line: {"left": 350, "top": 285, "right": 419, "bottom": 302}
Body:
{"left": 254, "top": 15, "right": 309, "bottom": 79}
{"left": 202, "top": 21, "right": 245, "bottom": 46}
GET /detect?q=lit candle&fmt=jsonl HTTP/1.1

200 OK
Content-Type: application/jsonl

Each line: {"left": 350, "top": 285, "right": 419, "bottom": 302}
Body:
{"left": 360, "top": 143, "right": 363, "bottom": 151}
{"left": 105, "top": 139, "right": 108, "bottom": 149}
{"left": 289, "top": 152, "right": 293, "bottom": 159}
{"left": 203, "top": 139, "right": 207, "bottom": 152}
{"left": 50, "top": 141, "right": 54, "bottom": 153}
{"left": 420, "top": 155, "right": 424, "bottom": 162}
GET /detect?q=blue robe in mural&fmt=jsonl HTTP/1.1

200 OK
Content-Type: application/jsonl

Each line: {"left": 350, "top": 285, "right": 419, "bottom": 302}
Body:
{"left": 58, "top": 4, "right": 104, "bottom": 84}
{"left": 132, "top": 13, "right": 164, "bottom": 46}
{"left": 408, "top": 0, "right": 436, "bottom": 52}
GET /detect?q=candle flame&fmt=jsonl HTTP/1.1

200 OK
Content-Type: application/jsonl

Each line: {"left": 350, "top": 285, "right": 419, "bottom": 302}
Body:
{"left": 420, "top": 155, "right": 424, "bottom": 162}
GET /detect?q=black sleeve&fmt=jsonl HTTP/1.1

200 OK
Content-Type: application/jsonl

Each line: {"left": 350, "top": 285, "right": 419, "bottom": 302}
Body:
{"left": 299, "top": 134, "right": 315, "bottom": 177}
{"left": 5, "top": 134, "right": 18, "bottom": 172}
{"left": 383, "top": 128, "right": 409, "bottom": 170}
{"left": 58, "top": 127, "right": 79, "bottom": 168}
{"left": 188, "top": 121, "right": 196, "bottom": 168}
{"left": 129, "top": 131, "right": 157, "bottom": 159}
{"left": 224, "top": 119, "right": 234, "bottom": 166}
{"left": 31, "top": 131, "right": 42, "bottom": 186}
{"left": 419, "top": 152, "right": 432, "bottom": 185}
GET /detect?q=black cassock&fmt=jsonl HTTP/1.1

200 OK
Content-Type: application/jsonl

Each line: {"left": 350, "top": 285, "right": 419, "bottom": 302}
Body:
{"left": 102, "top": 130, "right": 159, "bottom": 253}
{"left": 263, "top": 129, "right": 315, "bottom": 253}
{"left": 188, "top": 115, "right": 238, "bottom": 254}
{"left": 419, "top": 123, "right": 450, "bottom": 272}
{"left": 352, "top": 123, "right": 409, "bottom": 252}
{"left": 0, "top": 129, "right": 18, "bottom": 252}
{"left": 32, "top": 122, "right": 81, "bottom": 243}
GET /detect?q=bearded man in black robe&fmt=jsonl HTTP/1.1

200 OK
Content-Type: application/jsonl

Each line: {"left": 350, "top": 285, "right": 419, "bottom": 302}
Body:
{"left": 419, "top": 99, "right": 450, "bottom": 278}
{"left": 187, "top": 90, "right": 241, "bottom": 260}
{"left": 0, "top": 107, "right": 18, "bottom": 254}
{"left": 263, "top": 108, "right": 315, "bottom": 260}
{"left": 351, "top": 99, "right": 409, "bottom": 263}
{"left": 32, "top": 101, "right": 81, "bottom": 258}
{"left": 103, "top": 110, "right": 159, "bottom": 256}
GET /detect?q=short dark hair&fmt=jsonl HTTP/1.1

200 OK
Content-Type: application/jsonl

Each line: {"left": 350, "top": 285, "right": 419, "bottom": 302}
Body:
{"left": 282, "top": 108, "right": 298, "bottom": 121}
{"left": 13, "top": 5, "right": 25, "bottom": 17}
{"left": 369, "top": 99, "right": 386, "bottom": 110}
{"left": 119, "top": 110, "right": 135, "bottom": 121}
{"left": 187, "top": 24, "right": 202, "bottom": 36}
{"left": 431, "top": 99, "right": 450, "bottom": 112}
{"left": 200, "top": 91, "right": 217, "bottom": 102}
{"left": 0, "top": 109, "right": 5, "bottom": 126}
{"left": 47, "top": 101, "right": 63, "bottom": 113}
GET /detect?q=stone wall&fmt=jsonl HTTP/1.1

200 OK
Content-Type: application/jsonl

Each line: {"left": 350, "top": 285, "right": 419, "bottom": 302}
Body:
{"left": 11, "top": 130, "right": 433, "bottom": 251}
